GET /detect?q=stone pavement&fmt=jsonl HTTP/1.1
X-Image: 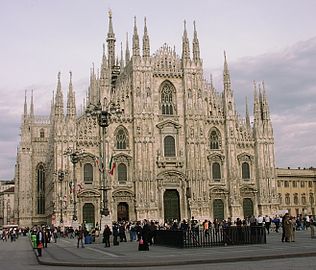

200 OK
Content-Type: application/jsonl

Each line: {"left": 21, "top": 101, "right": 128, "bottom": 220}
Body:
{"left": 33, "top": 229, "right": 316, "bottom": 267}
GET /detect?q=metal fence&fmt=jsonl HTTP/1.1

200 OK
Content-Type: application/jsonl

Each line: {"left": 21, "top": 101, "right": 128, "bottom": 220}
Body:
{"left": 155, "top": 226, "right": 266, "bottom": 248}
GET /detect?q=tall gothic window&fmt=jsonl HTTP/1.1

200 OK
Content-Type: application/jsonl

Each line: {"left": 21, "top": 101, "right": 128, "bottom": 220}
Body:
{"left": 40, "top": 128, "right": 45, "bottom": 138}
{"left": 242, "top": 162, "right": 250, "bottom": 180}
{"left": 294, "top": 193, "right": 299, "bottom": 205}
{"left": 309, "top": 193, "right": 314, "bottom": 205}
{"left": 285, "top": 193, "right": 290, "bottom": 205}
{"left": 117, "top": 163, "right": 127, "bottom": 183}
{"left": 84, "top": 163, "right": 93, "bottom": 184}
{"left": 164, "top": 136, "right": 176, "bottom": 157}
{"left": 161, "top": 82, "right": 175, "bottom": 115}
{"left": 212, "top": 162, "right": 221, "bottom": 181}
{"left": 116, "top": 128, "right": 128, "bottom": 150}
{"left": 37, "top": 164, "right": 45, "bottom": 215}
{"left": 209, "top": 129, "right": 221, "bottom": 150}
{"left": 301, "top": 194, "right": 306, "bottom": 205}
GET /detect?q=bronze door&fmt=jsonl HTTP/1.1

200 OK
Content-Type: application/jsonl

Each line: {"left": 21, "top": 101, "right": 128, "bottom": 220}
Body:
{"left": 243, "top": 198, "right": 254, "bottom": 218}
{"left": 83, "top": 203, "right": 95, "bottom": 227}
{"left": 163, "top": 189, "right": 180, "bottom": 223}
{"left": 213, "top": 199, "right": 224, "bottom": 221}
{"left": 117, "top": 202, "right": 129, "bottom": 221}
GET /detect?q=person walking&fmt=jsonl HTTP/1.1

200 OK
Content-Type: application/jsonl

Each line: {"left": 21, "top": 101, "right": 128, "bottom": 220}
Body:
{"left": 103, "top": 225, "right": 111, "bottom": 247}
{"left": 76, "top": 226, "right": 85, "bottom": 248}
{"left": 36, "top": 227, "right": 44, "bottom": 257}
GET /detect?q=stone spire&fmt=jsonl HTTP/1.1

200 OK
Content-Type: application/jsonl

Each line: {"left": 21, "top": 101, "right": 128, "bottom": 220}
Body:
{"left": 120, "top": 42, "right": 124, "bottom": 69}
{"left": 30, "top": 89, "right": 34, "bottom": 118}
{"left": 192, "top": 21, "right": 200, "bottom": 63}
{"left": 132, "top": 16, "right": 140, "bottom": 56}
{"left": 106, "top": 9, "right": 116, "bottom": 68}
{"left": 23, "top": 90, "right": 28, "bottom": 122}
{"left": 125, "top": 32, "right": 130, "bottom": 65}
{"left": 245, "top": 96, "right": 251, "bottom": 130}
{"left": 223, "top": 51, "right": 232, "bottom": 93}
{"left": 142, "top": 17, "right": 150, "bottom": 58}
{"left": 182, "top": 20, "right": 190, "bottom": 63}
{"left": 54, "top": 72, "right": 64, "bottom": 117}
{"left": 261, "top": 81, "right": 270, "bottom": 120}
{"left": 66, "top": 71, "right": 76, "bottom": 118}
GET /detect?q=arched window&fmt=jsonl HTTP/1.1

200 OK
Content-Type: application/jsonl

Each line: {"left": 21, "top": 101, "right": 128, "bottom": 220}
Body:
{"left": 117, "top": 163, "right": 127, "bottom": 183}
{"left": 301, "top": 194, "right": 306, "bottom": 205}
{"left": 309, "top": 193, "right": 314, "bottom": 205}
{"left": 242, "top": 162, "right": 250, "bottom": 180}
{"left": 164, "top": 136, "right": 175, "bottom": 157}
{"left": 161, "top": 82, "right": 175, "bottom": 115}
{"left": 84, "top": 163, "right": 93, "bottom": 184}
{"left": 37, "top": 164, "right": 45, "bottom": 215}
{"left": 294, "top": 193, "right": 298, "bottom": 205}
{"left": 278, "top": 193, "right": 282, "bottom": 204}
{"left": 285, "top": 194, "right": 290, "bottom": 205}
{"left": 40, "top": 128, "right": 45, "bottom": 138}
{"left": 116, "top": 128, "right": 128, "bottom": 150}
{"left": 284, "top": 181, "right": 289, "bottom": 188}
{"left": 212, "top": 162, "right": 221, "bottom": 181}
{"left": 209, "top": 130, "right": 220, "bottom": 150}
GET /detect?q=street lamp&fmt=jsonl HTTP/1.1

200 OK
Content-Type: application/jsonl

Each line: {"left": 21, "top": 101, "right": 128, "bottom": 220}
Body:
{"left": 64, "top": 147, "right": 83, "bottom": 221}
{"left": 57, "top": 170, "right": 67, "bottom": 224}
{"left": 86, "top": 101, "right": 123, "bottom": 218}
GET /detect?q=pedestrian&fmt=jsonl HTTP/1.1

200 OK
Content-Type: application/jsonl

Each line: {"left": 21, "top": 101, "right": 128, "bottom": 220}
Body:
{"left": 36, "top": 227, "right": 44, "bottom": 257}
{"left": 76, "top": 226, "right": 84, "bottom": 248}
{"left": 112, "top": 223, "right": 119, "bottom": 245}
{"left": 103, "top": 225, "right": 112, "bottom": 247}
{"left": 264, "top": 215, "right": 271, "bottom": 234}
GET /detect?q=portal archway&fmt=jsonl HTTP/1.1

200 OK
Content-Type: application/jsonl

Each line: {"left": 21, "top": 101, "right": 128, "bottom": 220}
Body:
{"left": 117, "top": 202, "right": 129, "bottom": 221}
{"left": 213, "top": 199, "right": 224, "bottom": 221}
{"left": 243, "top": 198, "right": 254, "bottom": 218}
{"left": 83, "top": 203, "right": 95, "bottom": 230}
{"left": 163, "top": 189, "right": 180, "bottom": 223}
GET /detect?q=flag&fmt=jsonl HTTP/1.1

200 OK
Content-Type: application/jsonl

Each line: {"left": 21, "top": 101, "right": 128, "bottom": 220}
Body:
{"left": 95, "top": 156, "right": 104, "bottom": 172}
{"left": 108, "top": 155, "right": 116, "bottom": 175}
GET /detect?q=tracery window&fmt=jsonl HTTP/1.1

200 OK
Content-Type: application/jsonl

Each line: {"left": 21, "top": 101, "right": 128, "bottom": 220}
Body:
{"left": 309, "top": 193, "right": 314, "bottom": 205}
{"left": 116, "top": 128, "right": 128, "bottom": 150}
{"left": 40, "top": 128, "right": 45, "bottom": 138}
{"left": 301, "top": 194, "right": 306, "bottom": 205}
{"left": 285, "top": 193, "right": 290, "bottom": 205}
{"left": 117, "top": 163, "right": 127, "bottom": 183}
{"left": 294, "top": 193, "right": 299, "bottom": 205}
{"left": 242, "top": 162, "right": 250, "bottom": 180}
{"left": 84, "top": 163, "right": 93, "bottom": 184}
{"left": 212, "top": 162, "right": 221, "bottom": 181}
{"left": 209, "top": 129, "right": 221, "bottom": 150}
{"left": 161, "top": 82, "right": 175, "bottom": 115}
{"left": 37, "top": 164, "right": 45, "bottom": 215}
{"left": 164, "top": 136, "right": 176, "bottom": 157}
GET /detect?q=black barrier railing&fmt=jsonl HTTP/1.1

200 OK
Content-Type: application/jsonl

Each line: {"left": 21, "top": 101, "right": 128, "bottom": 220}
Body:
{"left": 155, "top": 226, "right": 266, "bottom": 248}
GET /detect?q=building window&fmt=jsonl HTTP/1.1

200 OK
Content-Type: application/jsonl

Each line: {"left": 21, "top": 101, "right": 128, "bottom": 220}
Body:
{"left": 84, "top": 163, "right": 93, "bottom": 184}
{"left": 116, "top": 128, "right": 128, "bottom": 150}
{"left": 294, "top": 194, "right": 298, "bottom": 205}
{"left": 164, "top": 136, "right": 175, "bottom": 157}
{"left": 117, "top": 163, "right": 127, "bottom": 183}
{"left": 161, "top": 82, "right": 175, "bottom": 115}
{"left": 209, "top": 129, "right": 221, "bottom": 150}
{"left": 284, "top": 181, "right": 289, "bottom": 188}
{"left": 40, "top": 128, "right": 45, "bottom": 138}
{"left": 309, "top": 193, "right": 314, "bottom": 205}
{"left": 37, "top": 164, "right": 45, "bottom": 215}
{"left": 308, "top": 181, "right": 313, "bottom": 188}
{"left": 285, "top": 194, "right": 290, "bottom": 205}
{"left": 212, "top": 162, "right": 221, "bottom": 181}
{"left": 242, "top": 162, "right": 250, "bottom": 180}
{"left": 292, "top": 181, "right": 297, "bottom": 188}
{"left": 301, "top": 181, "right": 305, "bottom": 188}
{"left": 278, "top": 193, "right": 282, "bottom": 204}
{"left": 277, "top": 181, "right": 281, "bottom": 188}
{"left": 302, "top": 194, "right": 306, "bottom": 205}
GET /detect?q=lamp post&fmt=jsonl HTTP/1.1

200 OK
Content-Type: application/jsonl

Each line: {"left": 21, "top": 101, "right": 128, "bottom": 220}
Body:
{"left": 86, "top": 101, "right": 123, "bottom": 219}
{"left": 57, "top": 170, "right": 67, "bottom": 224}
{"left": 64, "top": 148, "right": 83, "bottom": 222}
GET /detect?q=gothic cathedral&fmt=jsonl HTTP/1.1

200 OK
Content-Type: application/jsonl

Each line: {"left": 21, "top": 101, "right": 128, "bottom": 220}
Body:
{"left": 14, "top": 13, "right": 279, "bottom": 228}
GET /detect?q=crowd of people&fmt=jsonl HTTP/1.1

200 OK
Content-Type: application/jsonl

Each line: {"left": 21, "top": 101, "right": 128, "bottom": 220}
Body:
{"left": 0, "top": 213, "right": 314, "bottom": 256}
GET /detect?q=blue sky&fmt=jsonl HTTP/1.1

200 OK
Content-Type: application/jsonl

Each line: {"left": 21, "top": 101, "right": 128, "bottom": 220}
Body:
{"left": 1, "top": 0, "right": 316, "bottom": 179}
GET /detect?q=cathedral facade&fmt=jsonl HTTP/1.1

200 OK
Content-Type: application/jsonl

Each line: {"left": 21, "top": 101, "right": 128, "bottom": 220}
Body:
{"left": 14, "top": 13, "right": 279, "bottom": 228}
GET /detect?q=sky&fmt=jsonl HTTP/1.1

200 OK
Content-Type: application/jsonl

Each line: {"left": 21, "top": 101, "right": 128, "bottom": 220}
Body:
{"left": 0, "top": 0, "right": 316, "bottom": 179}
